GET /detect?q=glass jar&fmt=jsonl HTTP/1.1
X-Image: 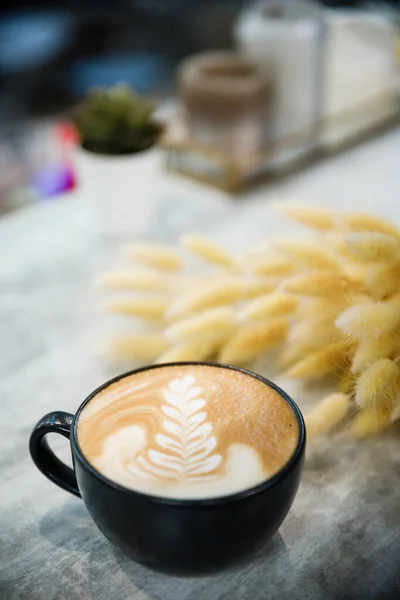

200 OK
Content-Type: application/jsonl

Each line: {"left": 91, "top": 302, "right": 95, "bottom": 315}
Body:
{"left": 235, "top": 0, "right": 324, "bottom": 172}
{"left": 165, "top": 52, "right": 272, "bottom": 191}
{"left": 321, "top": 4, "right": 399, "bottom": 149}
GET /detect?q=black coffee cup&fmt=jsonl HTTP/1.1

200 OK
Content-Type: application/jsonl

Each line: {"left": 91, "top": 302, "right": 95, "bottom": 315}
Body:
{"left": 29, "top": 362, "right": 306, "bottom": 575}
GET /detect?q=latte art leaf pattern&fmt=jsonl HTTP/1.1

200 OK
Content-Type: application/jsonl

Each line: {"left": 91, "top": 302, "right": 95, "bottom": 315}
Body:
{"left": 128, "top": 376, "right": 222, "bottom": 483}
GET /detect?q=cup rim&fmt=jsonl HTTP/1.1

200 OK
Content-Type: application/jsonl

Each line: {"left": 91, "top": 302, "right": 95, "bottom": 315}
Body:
{"left": 72, "top": 361, "right": 306, "bottom": 506}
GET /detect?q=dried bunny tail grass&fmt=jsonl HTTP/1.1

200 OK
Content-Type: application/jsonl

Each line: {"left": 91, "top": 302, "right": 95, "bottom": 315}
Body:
{"left": 284, "top": 341, "right": 349, "bottom": 379}
{"left": 349, "top": 407, "right": 392, "bottom": 438}
{"left": 103, "top": 297, "right": 167, "bottom": 321}
{"left": 279, "top": 343, "right": 320, "bottom": 368}
{"left": 242, "top": 278, "right": 276, "bottom": 298}
{"left": 391, "top": 396, "right": 400, "bottom": 423}
{"left": 325, "top": 233, "right": 356, "bottom": 258}
{"left": 335, "top": 301, "right": 400, "bottom": 339}
{"left": 272, "top": 239, "right": 340, "bottom": 271}
{"left": 155, "top": 338, "right": 221, "bottom": 364}
{"left": 305, "top": 393, "right": 350, "bottom": 438}
{"left": 180, "top": 234, "right": 236, "bottom": 268}
{"left": 345, "top": 233, "right": 400, "bottom": 263}
{"left": 166, "top": 278, "right": 243, "bottom": 321}
{"left": 389, "top": 293, "right": 400, "bottom": 309}
{"left": 340, "top": 262, "right": 369, "bottom": 285}
{"left": 237, "top": 293, "right": 297, "bottom": 323}
{"left": 120, "top": 243, "right": 183, "bottom": 271}
{"left": 99, "top": 334, "right": 168, "bottom": 362}
{"left": 170, "top": 273, "right": 220, "bottom": 297}
{"left": 366, "top": 263, "right": 400, "bottom": 298}
{"left": 297, "top": 298, "right": 347, "bottom": 319}
{"left": 287, "top": 318, "right": 340, "bottom": 348}
{"left": 277, "top": 202, "right": 335, "bottom": 231}
{"left": 289, "top": 303, "right": 344, "bottom": 341}
{"left": 338, "top": 213, "right": 400, "bottom": 239}
{"left": 338, "top": 370, "right": 356, "bottom": 395}
{"left": 283, "top": 271, "right": 357, "bottom": 297}
{"left": 352, "top": 335, "right": 399, "bottom": 372}
{"left": 165, "top": 306, "right": 235, "bottom": 343}
{"left": 301, "top": 297, "right": 360, "bottom": 325}
{"left": 219, "top": 318, "right": 288, "bottom": 365}
{"left": 344, "top": 291, "right": 373, "bottom": 306}
{"left": 251, "top": 256, "right": 294, "bottom": 277}
{"left": 355, "top": 359, "right": 399, "bottom": 411}
{"left": 95, "top": 268, "right": 166, "bottom": 291}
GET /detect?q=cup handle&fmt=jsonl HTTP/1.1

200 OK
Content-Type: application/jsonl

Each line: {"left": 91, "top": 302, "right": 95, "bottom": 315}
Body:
{"left": 29, "top": 411, "right": 81, "bottom": 498}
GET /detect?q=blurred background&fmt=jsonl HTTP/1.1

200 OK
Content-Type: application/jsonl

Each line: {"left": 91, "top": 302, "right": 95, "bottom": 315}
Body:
{"left": 0, "top": 0, "right": 239, "bottom": 211}
{"left": 0, "top": 0, "right": 399, "bottom": 214}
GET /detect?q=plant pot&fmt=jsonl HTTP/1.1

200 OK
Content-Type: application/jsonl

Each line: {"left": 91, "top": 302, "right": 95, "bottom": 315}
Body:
{"left": 73, "top": 146, "right": 162, "bottom": 239}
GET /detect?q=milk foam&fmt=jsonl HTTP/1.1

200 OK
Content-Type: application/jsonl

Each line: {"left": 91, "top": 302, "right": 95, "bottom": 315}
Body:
{"left": 95, "top": 426, "right": 266, "bottom": 498}
{"left": 78, "top": 366, "right": 298, "bottom": 499}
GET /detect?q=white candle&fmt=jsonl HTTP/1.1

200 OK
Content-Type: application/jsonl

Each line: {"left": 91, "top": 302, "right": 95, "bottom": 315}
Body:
{"left": 235, "top": 0, "right": 323, "bottom": 171}
{"left": 321, "top": 9, "right": 398, "bottom": 149}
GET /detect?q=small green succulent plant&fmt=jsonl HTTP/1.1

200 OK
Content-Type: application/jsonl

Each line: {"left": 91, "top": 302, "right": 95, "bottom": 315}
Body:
{"left": 73, "top": 85, "right": 162, "bottom": 155}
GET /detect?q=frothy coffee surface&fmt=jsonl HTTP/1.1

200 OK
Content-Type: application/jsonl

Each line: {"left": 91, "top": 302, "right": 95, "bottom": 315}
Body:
{"left": 78, "top": 365, "right": 299, "bottom": 499}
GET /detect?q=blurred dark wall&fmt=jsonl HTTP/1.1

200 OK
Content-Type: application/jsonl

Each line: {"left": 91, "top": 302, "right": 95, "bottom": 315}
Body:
{"left": 0, "top": 1, "right": 244, "bottom": 124}
{"left": 1, "top": 0, "right": 398, "bottom": 123}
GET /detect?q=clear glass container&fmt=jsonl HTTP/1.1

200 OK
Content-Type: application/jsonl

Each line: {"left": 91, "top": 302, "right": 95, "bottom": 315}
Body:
{"left": 235, "top": 0, "right": 324, "bottom": 172}
{"left": 165, "top": 52, "right": 272, "bottom": 191}
{"left": 321, "top": 4, "right": 399, "bottom": 149}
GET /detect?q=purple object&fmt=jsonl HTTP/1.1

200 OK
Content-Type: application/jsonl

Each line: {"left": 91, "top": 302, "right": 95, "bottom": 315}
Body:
{"left": 31, "top": 164, "right": 75, "bottom": 198}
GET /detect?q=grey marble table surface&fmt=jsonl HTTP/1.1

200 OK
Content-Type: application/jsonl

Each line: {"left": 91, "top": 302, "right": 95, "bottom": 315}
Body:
{"left": 1, "top": 131, "right": 400, "bottom": 600}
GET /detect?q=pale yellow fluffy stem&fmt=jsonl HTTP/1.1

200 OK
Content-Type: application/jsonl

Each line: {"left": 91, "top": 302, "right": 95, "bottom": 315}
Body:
{"left": 166, "top": 279, "right": 243, "bottom": 321}
{"left": 338, "top": 213, "right": 400, "bottom": 239}
{"left": 237, "top": 293, "right": 297, "bottom": 323}
{"left": 352, "top": 335, "right": 399, "bottom": 372}
{"left": 366, "top": 263, "right": 400, "bottom": 298}
{"left": 298, "top": 299, "right": 348, "bottom": 320}
{"left": 305, "top": 393, "right": 350, "bottom": 438}
{"left": 155, "top": 338, "right": 221, "bottom": 363}
{"left": 219, "top": 318, "right": 288, "bottom": 365}
{"left": 338, "top": 370, "right": 356, "bottom": 395}
{"left": 121, "top": 243, "right": 183, "bottom": 271}
{"left": 283, "top": 271, "right": 358, "bottom": 297}
{"left": 165, "top": 306, "right": 235, "bottom": 343}
{"left": 284, "top": 342, "right": 349, "bottom": 379}
{"left": 345, "top": 233, "right": 400, "bottom": 262}
{"left": 100, "top": 334, "right": 168, "bottom": 362}
{"left": 272, "top": 239, "right": 340, "bottom": 271}
{"left": 287, "top": 316, "right": 340, "bottom": 348}
{"left": 252, "top": 256, "right": 294, "bottom": 277}
{"left": 241, "top": 278, "right": 277, "bottom": 298}
{"left": 95, "top": 268, "right": 166, "bottom": 291}
{"left": 103, "top": 297, "right": 167, "bottom": 321}
{"left": 276, "top": 202, "right": 335, "bottom": 231}
{"left": 349, "top": 408, "right": 392, "bottom": 438}
{"left": 335, "top": 302, "right": 400, "bottom": 339}
{"left": 279, "top": 343, "right": 319, "bottom": 368}
{"left": 355, "top": 359, "right": 399, "bottom": 411}
{"left": 180, "top": 234, "right": 236, "bottom": 268}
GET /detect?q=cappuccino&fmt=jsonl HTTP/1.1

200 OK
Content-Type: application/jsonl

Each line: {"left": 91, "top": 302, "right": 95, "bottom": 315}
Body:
{"left": 78, "top": 365, "right": 298, "bottom": 499}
